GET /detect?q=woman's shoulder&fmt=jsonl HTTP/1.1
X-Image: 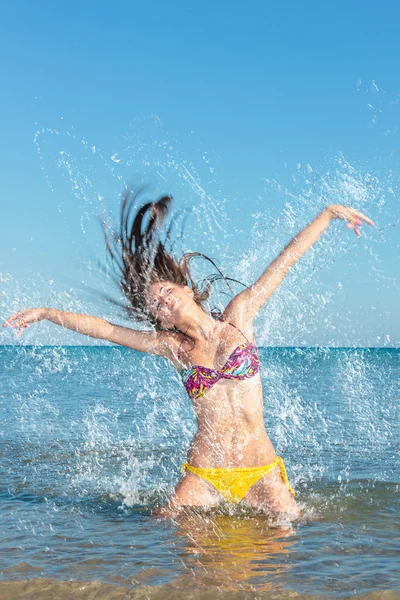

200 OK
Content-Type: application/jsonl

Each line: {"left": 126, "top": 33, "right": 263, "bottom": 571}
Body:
{"left": 217, "top": 305, "right": 257, "bottom": 344}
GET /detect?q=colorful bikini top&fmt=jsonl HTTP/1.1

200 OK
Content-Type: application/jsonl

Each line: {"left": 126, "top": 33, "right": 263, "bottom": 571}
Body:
{"left": 178, "top": 320, "right": 260, "bottom": 400}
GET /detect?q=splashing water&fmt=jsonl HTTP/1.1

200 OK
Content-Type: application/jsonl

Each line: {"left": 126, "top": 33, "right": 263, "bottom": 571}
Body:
{"left": 1, "top": 112, "right": 400, "bottom": 597}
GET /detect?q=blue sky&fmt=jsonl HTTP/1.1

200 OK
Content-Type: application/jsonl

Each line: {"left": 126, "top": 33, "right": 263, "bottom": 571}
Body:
{"left": 1, "top": 1, "right": 399, "bottom": 346}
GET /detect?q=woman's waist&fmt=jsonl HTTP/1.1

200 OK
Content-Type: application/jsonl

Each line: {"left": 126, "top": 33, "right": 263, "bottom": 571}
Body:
{"left": 195, "top": 416, "right": 266, "bottom": 438}
{"left": 193, "top": 407, "right": 265, "bottom": 438}
{"left": 192, "top": 389, "right": 264, "bottom": 427}
{"left": 187, "top": 428, "right": 276, "bottom": 468}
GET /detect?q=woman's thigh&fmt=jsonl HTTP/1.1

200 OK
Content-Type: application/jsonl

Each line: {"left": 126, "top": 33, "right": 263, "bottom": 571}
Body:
{"left": 166, "top": 470, "right": 222, "bottom": 508}
{"left": 243, "top": 466, "right": 300, "bottom": 517}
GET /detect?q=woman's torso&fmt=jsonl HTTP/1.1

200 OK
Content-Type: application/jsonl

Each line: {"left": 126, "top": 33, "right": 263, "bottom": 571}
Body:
{"left": 169, "top": 319, "right": 276, "bottom": 468}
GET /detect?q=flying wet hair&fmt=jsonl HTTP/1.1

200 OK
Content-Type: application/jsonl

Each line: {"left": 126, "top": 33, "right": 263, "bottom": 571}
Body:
{"left": 101, "top": 188, "right": 242, "bottom": 330}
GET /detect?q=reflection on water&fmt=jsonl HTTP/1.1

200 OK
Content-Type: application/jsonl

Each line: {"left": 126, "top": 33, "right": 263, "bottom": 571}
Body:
{"left": 170, "top": 509, "right": 296, "bottom": 592}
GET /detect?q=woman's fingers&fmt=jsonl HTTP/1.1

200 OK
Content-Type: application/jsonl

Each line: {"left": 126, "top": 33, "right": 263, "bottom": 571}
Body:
{"left": 342, "top": 208, "right": 375, "bottom": 237}
{"left": 331, "top": 205, "right": 375, "bottom": 229}
{"left": 3, "top": 312, "right": 23, "bottom": 327}
{"left": 3, "top": 308, "right": 42, "bottom": 328}
{"left": 351, "top": 209, "right": 375, "bottom": 227}
{"left": 17, "top": 325, "right": 29, "bottom": 337}
{"left": 345, "top": 222, "right": 361, "bottom": 237}
{"left": 3, "top": 310, "right": 31, "bottom": 330}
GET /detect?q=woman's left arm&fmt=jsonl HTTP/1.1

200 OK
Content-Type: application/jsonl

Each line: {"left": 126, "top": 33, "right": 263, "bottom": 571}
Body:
{"left": 225, "top": 204, "right": 374, "bottom": 323}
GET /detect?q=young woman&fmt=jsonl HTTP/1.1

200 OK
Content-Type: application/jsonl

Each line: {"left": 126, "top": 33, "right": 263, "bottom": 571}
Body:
{"left": 3, "top": 193, "right": 374, "bottom": 518}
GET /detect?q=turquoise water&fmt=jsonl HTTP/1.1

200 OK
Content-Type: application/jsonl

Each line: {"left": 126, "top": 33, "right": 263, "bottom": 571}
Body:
{"left": 0, "top": 345, "right": 399, "bottom": 599}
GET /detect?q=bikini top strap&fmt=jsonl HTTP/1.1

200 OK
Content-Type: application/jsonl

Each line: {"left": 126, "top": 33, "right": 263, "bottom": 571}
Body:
{"left": 218, "top": 315, "right": 250, "bottom": 343}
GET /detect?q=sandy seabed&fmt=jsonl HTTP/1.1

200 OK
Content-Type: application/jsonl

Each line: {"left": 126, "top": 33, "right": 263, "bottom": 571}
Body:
{"left": 1, "top": 579, "right": 400, "bottom": 600}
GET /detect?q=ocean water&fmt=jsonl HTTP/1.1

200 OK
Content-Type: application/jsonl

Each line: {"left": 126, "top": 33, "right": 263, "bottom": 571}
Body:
{"left": 0, "top": 345, "right": 399, "bottom": 600}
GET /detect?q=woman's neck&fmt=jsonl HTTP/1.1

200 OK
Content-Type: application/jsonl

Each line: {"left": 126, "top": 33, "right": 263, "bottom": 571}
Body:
{"left": 176, "top": 306, "right": 220, "bottom": 345}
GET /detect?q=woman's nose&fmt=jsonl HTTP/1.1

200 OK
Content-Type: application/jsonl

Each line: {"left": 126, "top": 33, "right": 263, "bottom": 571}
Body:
{"left": 157, "top": 295, "right": 169, "bottom": 310}
{"left": 163, "top": 295, "right": 172, "bottom": 308}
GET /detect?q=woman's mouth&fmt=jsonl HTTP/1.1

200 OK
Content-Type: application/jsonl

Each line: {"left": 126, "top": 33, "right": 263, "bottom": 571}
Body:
{"left": 159, "top": 295, "right": 176, "bottom": 315}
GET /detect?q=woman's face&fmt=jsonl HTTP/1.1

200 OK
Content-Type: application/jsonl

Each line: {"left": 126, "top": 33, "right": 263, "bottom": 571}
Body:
{"left": 147, "top": 281, "right": 194, "bottom": 328}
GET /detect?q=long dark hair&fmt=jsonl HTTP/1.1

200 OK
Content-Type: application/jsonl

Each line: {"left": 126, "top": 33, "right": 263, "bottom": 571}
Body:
{"left": 101, "top": 188, "right": 240, "bottom": 329}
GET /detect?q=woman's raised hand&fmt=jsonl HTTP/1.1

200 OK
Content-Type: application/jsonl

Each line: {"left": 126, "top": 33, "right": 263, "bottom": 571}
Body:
{"left": 328, "top": 204, "right": 375, "bottom": 237}
{"left": 3, "top": 308, "right": 47, "bottom": 337}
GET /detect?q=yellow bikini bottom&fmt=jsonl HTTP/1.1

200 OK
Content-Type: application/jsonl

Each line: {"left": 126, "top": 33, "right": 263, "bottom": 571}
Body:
{"left": 181, "top": 455, "right": 295, "bottom": 504}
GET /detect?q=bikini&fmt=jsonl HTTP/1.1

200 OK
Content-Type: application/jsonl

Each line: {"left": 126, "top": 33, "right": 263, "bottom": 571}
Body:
{"left": 177, "top": 319, "right": 295, "bottom": 503}
{"left": 179, "top": 320, "right": 260, "bottom": 401}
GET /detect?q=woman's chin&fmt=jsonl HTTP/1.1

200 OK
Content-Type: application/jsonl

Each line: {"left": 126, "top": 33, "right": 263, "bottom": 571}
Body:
{"left": 159, "top": 310, "right": 180, "bottom": 330}
{"left": 159, "top": 316, "right": 177, "bottom": 330}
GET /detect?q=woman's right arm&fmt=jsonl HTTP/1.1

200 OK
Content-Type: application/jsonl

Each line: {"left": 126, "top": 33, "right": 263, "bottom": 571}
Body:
{"left": 2, "top": 308, "right": 167, "bottom": 355}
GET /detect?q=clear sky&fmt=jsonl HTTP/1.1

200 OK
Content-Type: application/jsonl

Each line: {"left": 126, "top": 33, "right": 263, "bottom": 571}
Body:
{"left": 1, "top": 1, "right": 399, "bottom": 346}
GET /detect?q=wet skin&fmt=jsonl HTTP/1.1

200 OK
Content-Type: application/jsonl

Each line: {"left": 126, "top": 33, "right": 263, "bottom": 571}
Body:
{"left": 147, "top": 281, "right": 299, "bottom": 517}
{"left": 3, "top": 205, "right": 375, "bottom": 517}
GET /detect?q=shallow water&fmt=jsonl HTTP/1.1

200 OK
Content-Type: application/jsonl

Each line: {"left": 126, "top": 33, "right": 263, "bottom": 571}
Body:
{"left": 0, "top": 345, "right": 399, "bottom": 599}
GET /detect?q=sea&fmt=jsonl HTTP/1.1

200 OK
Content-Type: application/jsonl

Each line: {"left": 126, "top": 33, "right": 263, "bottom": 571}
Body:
{"left": 0, "top": 345, "right": 399, "bottom": 599}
